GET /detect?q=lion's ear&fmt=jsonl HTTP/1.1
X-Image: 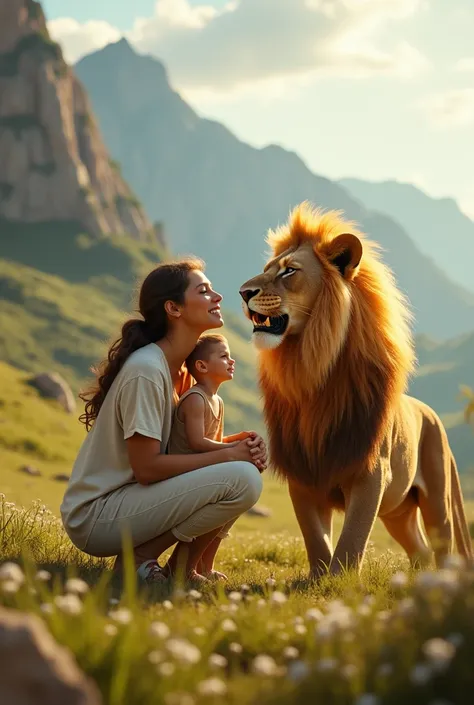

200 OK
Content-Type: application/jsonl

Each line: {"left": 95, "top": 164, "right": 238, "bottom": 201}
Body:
{"left": 324, "top": 233, "right": 363, "bottom": 280}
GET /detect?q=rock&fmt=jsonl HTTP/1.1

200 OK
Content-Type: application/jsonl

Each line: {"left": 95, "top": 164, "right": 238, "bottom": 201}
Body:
{"left": 20, "top": 464, "right": 41, "bottom": 476}
{"left": 53, "top": 473, "right": 70, "bottom": 482}
{"left": 246, "top": 504, "right": 272, "bottom": 518}
{"left": 0, "top": 606, "right": 102, "bottom": 704}
{"left": 27, "top": 372, "right": 76, "bottom": 413}
{"left": 0, "top": 0, "right": 157, "bottom": 243}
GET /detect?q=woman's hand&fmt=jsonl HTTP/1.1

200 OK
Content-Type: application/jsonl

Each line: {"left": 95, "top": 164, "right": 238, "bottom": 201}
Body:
{"left": 246, "top": 432, "right": 267, "bottom": 472}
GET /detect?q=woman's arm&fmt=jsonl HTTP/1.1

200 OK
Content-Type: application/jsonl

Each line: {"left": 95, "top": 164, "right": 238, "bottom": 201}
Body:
{"left": 127, "top": 433, "right": 260, "bottom": 485}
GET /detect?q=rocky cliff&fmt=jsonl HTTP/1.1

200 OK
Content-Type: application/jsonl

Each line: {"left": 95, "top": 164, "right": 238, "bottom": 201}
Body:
{"left": 0, "top": 0, "right": 158, "bottom": 243}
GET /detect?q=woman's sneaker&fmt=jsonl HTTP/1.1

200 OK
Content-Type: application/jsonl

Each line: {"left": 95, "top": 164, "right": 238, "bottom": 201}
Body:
{"left": 136, "top": 559, "right": 168, "bottom": 584}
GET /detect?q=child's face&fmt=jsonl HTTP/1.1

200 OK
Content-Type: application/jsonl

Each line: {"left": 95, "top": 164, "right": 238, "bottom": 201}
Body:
{"left": 202, "top": 342, "right": 235, "bottom": 383}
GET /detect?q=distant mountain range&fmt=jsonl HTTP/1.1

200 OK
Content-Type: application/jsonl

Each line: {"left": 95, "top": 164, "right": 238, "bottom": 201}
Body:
{"left": 340, "top": 178, "right": 474, "bottom": 295}
{"left": 75, "top": 39, "right": 474, "bottom": 341}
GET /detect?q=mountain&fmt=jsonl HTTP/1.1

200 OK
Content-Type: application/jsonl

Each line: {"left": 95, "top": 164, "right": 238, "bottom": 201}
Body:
{"left": 339, "top": 178, "right": 474, "bottom": 295}
{"left": 75, "top": 40, "right": 474, "bottom": 340}
{"left": 0, "top": 0, "right": 160, "bottom": 243}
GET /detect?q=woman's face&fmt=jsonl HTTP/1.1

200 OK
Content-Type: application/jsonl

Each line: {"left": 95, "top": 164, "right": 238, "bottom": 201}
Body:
{"left": 180, "top": 269, "right": 224, "bottom": 332}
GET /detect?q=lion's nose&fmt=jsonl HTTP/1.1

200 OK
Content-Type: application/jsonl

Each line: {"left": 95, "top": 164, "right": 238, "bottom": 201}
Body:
{"left": 239, "top": 287, "right": 260, "bottom": 304}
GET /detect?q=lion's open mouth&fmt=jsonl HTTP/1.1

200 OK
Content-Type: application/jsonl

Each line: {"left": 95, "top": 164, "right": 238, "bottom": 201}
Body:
{"left": 250, "top": 312, "right": 289, "bottom": 335}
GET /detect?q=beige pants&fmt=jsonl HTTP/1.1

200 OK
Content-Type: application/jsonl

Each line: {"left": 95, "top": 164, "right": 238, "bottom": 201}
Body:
{"left": 84, "top": 461, "right": 262, "bottom": 557}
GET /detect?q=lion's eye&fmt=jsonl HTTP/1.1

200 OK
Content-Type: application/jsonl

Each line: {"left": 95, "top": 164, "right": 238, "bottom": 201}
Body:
{"left": 282, "top": 267, "right": 297, "bottom": 278}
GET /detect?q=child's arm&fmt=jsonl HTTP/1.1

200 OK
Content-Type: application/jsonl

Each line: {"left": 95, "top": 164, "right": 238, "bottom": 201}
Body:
{"left": 223, "top": 431, "right": 252, "bottom": 443}
{"left": 181, "top": 394, "right": 237, "bottom": 452}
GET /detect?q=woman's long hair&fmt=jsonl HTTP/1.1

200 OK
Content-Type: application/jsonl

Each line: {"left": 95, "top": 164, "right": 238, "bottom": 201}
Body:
{"left": 79, "top": 257, "right": 204, "bottom": 430}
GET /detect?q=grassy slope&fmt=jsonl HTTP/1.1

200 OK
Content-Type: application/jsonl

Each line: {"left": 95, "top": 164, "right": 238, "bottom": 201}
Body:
{"left": 3, "top": 358, "right": 474, "bottom": 559}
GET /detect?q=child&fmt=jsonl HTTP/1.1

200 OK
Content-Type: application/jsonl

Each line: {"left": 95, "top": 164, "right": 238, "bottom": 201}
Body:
{"left": 168, "top": 333, "right": 263, "bottom": 580}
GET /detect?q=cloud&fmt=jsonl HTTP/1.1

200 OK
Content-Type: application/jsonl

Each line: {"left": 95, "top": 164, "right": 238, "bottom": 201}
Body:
{"left": 456, "top": 57, "right": 474, "bottom": 73}
{"left": 48, "top": 0, "right": 429, "bottom": 91}
{"left": 48, "top": 18, "right": 121, "bottom": 64}
{"left": 420, "top": 88, "right": 474, "bottom": 128}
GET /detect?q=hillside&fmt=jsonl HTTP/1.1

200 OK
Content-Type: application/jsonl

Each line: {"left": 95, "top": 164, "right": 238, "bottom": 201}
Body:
{"left": 340, "top": 178, "right": 474, "bottom": 295}
{"left": 74, "top": 39, "right": 474, "bottom": 340}
{"left": 0, "top": 246, "right": 262, "bottom": 434}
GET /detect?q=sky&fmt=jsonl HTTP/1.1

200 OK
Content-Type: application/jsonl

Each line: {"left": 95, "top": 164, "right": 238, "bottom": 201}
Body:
{"left": 43, "top": 0, "right": 474, "bottom": 218}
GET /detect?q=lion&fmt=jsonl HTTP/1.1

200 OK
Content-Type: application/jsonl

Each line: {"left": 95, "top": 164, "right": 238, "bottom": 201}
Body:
{"left": 239, "top": 202, "right": 473, "bottom": 577}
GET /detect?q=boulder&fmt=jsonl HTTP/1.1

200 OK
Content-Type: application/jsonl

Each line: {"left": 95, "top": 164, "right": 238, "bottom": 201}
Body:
{"left": 20, "top": 464, "right": 41, "bottom": 476}
{"left": 0, "top": 606, "right": 102, "bottom": 705}
{"left": 27, "top": 372, "right": 76, "bottom": 413}
{"left": 52, "top": 473, "right": 70, "bottom": 482}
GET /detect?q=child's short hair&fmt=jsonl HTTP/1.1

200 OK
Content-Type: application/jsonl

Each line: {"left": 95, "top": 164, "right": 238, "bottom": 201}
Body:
{"left": 186, "top": 333, "right": 228, "bottom": 378}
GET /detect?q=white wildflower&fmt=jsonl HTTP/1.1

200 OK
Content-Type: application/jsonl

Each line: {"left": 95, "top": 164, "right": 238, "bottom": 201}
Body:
{"left": 104, "top": 624, "right": 118, "bottom": 637}
{"left": 221, "top": 619, "right": 237, "bottom": 632}
{"left": 65, "top": 578, "right": 89, "bottom": 596}
{"left": 229, "top": 642, "right": 242, "bottom": 654}
{"left": 357, "top": 603, "right": 371, "bottom": 617}
{"left": 209, "top": 653, "right": 228, "bottom": 669}
{"left": 228, "top": 591, "right": 242, "bottom": 603}
{"left": 354, "top": 694, "right": 380, "bottom": 705}
{"left": 197, "top": 678, "right": 227, "bottom": 696}
{"left": 252, "top": 654, "right": 278, "bottom": 676}
{"left": 187, "top": 589, "right": 202, "bottom": 601}
{"left": 283, "top": 646, "right": 299, "bottom": 660}
{"left": 287, "top": 660, "right": 310, "bottom": 681}
{"left": 317, "top": 658, "right": 338, "bottom": 672}
{"left": 270, "top": 591, "right": 287, "bottom": 605}
{"left": 266, "top": 577, "right": 276, "bottom": 588}
{"left": 397, "top": 598, "right": 415, "bottom": 617}
{"left": 35, "top": 570, "right": 51, "bottom": 582}
{"left": 54, "top": 594, "right": 83, "bottom": 616}
{"left": 1, "top": 579, "right": 21, "bottom": 595}
{"left": 166, "top": 638, "right": 201, "bottom": 665}
{"left": 341, "top": 664, "right": 358, "bottom": 679}
{"left": 163, "top": 599, "right": 174, "bottom": 610}
{"left": 422, "top": 638, "right": 456, "bottom": 670}
{"left": 257, "top": 598, "right": 266, "bottom": 607}
{"left": 0, "top": 562, "right": 24, "bottom": 585}
{"left": 305, "top": 608, "right": 323, "bottom": 622}
{"left": 193, "top": 627, "right": 205, "bottom": 636}
{"left": 40, "top": 602, "right": 54, "bottom": 615}
{"left": 440, "top": 555, "right": 465, "bottom": 571}
{"left": 158, "top": 662, "right": 175, "bottom": 676}
{"left": 293, "top": 616, "right": 304, "bottom": 625}
{"left": 109, "top": 607, "right": 132, "bottom": 625}
{"left": 149, "top": 621, "right": 170, "bottom": 639}
{"left": 410, "top": 663, "right": 432, "bottom": 685}
{"left": 148, "top": 650, "right": 165, "bottom": 664}
{"left": 240, "top": 584, "right": 250, "bottom": 593}
{"left": 390, "top": 572, "right": 408, "bottom": 590}
{"left": 294, "top": 624, "right": 307, "bottom": 635}
{"left": 447, "top": 632, "right": 464, "bottom": 648}
{"left": 109, "top": 598, "right": 119, "bottom": 606}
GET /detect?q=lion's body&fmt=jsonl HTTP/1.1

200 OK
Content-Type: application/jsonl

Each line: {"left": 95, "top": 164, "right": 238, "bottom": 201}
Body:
{"left": 240, "top": 203, "right": 472, "bottom": 575}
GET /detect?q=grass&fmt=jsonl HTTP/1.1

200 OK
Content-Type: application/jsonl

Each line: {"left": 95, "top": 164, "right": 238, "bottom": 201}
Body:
{"left": 1, "top": 495, "right": 474, "bottom": 705}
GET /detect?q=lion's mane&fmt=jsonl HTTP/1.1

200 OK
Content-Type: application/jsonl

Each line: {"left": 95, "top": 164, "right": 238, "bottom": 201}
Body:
{"left": 258, "top": 202, "right": 416, "bottom": 490}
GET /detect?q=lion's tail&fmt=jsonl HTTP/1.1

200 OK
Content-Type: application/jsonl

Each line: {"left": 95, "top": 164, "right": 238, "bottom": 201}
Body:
{"left": 451, "top": 454, "right": 473, "bottom": 559}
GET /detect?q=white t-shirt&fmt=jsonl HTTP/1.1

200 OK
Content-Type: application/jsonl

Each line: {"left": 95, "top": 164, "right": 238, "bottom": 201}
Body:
{"left": 61, "top": 343, "right": 175, "bottom": 549}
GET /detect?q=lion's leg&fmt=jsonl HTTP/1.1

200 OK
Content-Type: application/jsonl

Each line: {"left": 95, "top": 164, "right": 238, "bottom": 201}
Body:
{"left": 417, "top": 427, "right": 455, "bottom": 567}
{"left": 417, "top": 489, "right": 454, "bottom": 567}
{"left": 288, "top": 480, "right": 333, "bottom": 578}
{"left": 330, "top": 464, "right": 385, "bottom": 576}
{"left": 381, "top": 500, "right": 432, "bottom": 568}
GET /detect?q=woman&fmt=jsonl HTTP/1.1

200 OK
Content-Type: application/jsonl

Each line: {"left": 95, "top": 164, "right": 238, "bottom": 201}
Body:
{"left": 61, "top": 258, "right": 266, "bottom": 583}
